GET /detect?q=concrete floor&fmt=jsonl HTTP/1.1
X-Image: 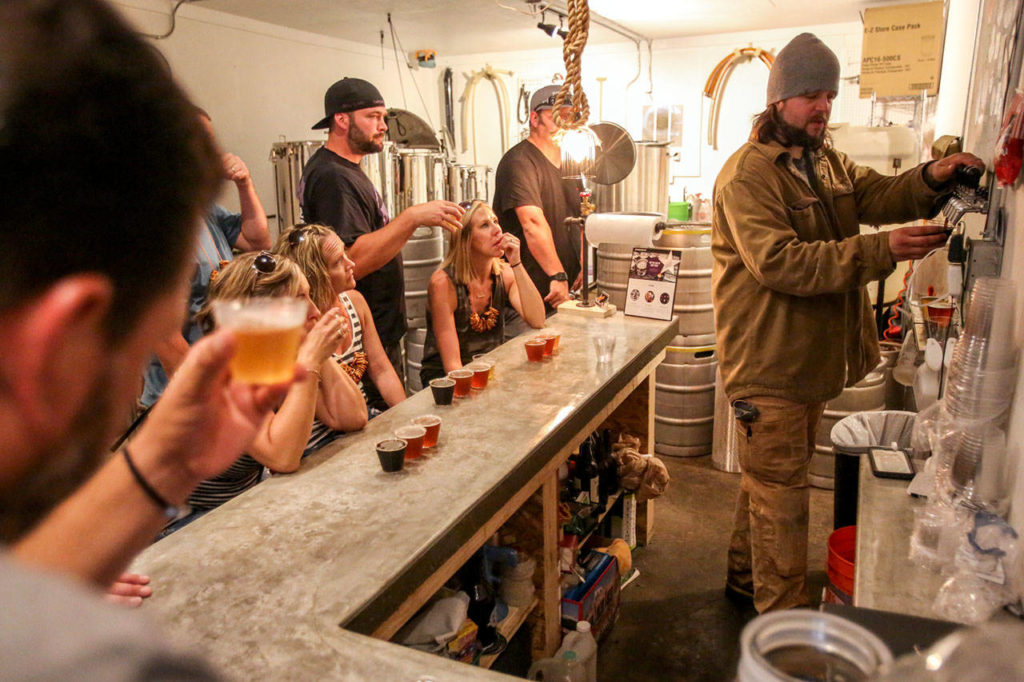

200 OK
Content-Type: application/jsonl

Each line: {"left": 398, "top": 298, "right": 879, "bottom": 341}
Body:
{"left": 595, "top": 455, "right": 835, "bottom": 682}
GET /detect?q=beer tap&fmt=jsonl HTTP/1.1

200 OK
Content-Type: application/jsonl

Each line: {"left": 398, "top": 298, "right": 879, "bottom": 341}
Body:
{"left": 940, "top": 165, "right": 988, "bottom": 225}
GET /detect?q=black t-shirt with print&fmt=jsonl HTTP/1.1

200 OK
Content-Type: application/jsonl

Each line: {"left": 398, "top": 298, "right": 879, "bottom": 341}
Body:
{"left": 300, "top": 146, "right": 406, "bottom": 346}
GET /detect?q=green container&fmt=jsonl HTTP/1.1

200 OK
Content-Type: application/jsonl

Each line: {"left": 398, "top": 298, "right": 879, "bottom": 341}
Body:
{"left": 668, "top": 201, "right": 691, "bottom": 221}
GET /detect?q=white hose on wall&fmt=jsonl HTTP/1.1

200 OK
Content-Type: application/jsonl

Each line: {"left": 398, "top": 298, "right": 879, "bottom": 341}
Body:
{"left": 460, "top": 65, "right": 512, "bottom": 164}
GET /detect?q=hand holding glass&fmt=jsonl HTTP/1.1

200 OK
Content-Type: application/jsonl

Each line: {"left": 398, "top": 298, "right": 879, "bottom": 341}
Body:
{"left": 212, "top": 298, "right": 307, "bottom": 384}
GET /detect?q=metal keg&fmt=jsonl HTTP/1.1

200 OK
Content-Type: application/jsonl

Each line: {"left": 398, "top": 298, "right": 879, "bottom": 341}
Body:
{"left": 711, "top": 367, "right": 740, "bottom": 473}
{"left": 404, "top": 328, "right": 426, "bottom": 395}
{"left": 359, "top": 140, "right": 397, "bottom": 219}
{"left": 808, "top": 364, "right": 887, "bottom": 489}
{"left": 402, "top": 226, "right": 443, "bottom": 329}
{"left": 269, "top": 140, "right": 324, "bottom": 240}
{"left": 878, "top": 340, "right": 906, "bottom": 410}
{"left": 592, "top": 141, "right": 670, "bottom": 216}
{"left": 654, "top": 334, "right": 717, "bottom": 458}
{"left": 395, "top": 148, "right": 447, "bottom": 329}
{"left": 446, "top": 164, "right": 492, "bottom": 205}
{"left": 595, "top": 223, "right": 714, "bottom": 337}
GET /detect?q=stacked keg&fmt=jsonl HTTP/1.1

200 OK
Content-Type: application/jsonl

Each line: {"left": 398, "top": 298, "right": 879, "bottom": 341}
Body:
{"left": 594, "top": 222, "right": 717, "bottom": 458}
{"left": 591, "top": 139, "right": 716, "bottom": 458}
{"left": 808, "top": 363, "right": 887, "bottom": 489}
{"left": 404, "top": 328, "right": 427, "bottom": 393}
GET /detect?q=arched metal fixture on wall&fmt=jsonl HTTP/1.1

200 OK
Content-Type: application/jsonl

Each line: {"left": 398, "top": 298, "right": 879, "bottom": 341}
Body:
{"left": 703, "top": 46, "right": 775, "bottom": 150}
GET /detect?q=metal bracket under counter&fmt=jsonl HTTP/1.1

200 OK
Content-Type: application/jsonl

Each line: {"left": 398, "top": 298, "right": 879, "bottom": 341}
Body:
{"left": 854, "top": 458, "right": 945, "bottom": 618}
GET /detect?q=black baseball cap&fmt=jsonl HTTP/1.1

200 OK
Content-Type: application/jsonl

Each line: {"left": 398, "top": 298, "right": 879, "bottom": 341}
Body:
{"left": 530, "top": 84, "right": 572, "bottom": 112}
{"left": 311, "top": 78, "right": 386, "bottom": 130}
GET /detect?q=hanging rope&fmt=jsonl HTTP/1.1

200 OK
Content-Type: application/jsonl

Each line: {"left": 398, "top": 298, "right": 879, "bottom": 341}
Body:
{"left": 553, "top": 0, "right": 591, "bottom": 130}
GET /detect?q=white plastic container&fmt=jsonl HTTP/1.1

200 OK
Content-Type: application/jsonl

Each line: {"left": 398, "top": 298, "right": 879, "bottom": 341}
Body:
{"left": 527, "top": 656, "right": 577, "bottom": 682}
{"left": 737, "top": 610, "right": 891, "bottom": 682}
{"left": 560, "top": 620, "right": 598, "bottom": 682}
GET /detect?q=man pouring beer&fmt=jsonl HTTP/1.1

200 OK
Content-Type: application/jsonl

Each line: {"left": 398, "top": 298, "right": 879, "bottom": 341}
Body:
{"left": 712, "top": 32, "right": 984, "bottom": 613}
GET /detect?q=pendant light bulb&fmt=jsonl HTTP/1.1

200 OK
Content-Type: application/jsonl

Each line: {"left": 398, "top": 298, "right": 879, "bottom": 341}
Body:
{"left": 556, "top": 125, "right": 599, "bottom": 180}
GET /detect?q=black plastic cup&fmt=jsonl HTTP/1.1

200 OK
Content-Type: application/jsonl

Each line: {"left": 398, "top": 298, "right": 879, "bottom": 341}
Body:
{"left": 376, "top": 438, "right": 407, "bottom": 472}
{"left": 429, "top": 377, "right": 456, "bottom": 406}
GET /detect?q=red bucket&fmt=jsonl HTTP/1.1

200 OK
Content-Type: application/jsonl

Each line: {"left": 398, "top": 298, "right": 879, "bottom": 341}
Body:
{"left": 827, "top": 525, "right": 856, "bottom": 597}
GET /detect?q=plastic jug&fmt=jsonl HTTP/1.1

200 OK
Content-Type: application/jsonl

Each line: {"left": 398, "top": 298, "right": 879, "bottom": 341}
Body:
{"left": 527, "top": 656, "right": 579, "bottom": 682}
{"left": 560, "top": 620, "right": 598, "bottom": 682}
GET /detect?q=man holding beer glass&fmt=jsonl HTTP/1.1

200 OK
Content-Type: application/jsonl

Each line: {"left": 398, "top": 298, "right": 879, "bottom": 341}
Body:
{"left": 0, "top": 0, "right": 294, "bottom": 675}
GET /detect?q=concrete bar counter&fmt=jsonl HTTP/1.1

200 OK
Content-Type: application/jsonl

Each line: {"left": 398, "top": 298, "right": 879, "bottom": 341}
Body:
{"left": 854, "top": 459, "right": 944, "bottom": 617}
{"left": 133, "top": 312, "right": 676, "bottom": 680}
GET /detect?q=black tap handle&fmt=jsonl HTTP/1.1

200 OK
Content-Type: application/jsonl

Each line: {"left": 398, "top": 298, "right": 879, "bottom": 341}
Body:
{"left": 948, "top": 233, "right": 967, "bottom": 263}
{"left": 955, "top": 164, "right": 982, "bottom": 188}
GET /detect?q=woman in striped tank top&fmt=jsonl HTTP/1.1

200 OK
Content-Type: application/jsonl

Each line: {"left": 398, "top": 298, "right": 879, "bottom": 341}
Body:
{"left": 159, "top": 252, "right": 367, "bottom": 536}
{"left": 276, "top": 224, "right": 406, "bottom": 416}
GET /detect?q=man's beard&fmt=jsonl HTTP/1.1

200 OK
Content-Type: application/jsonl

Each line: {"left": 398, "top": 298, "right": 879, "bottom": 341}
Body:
{"left": 0, "top": 373, "right": 114, "bottom": 543}
{"left": 776, "top": 115, "right": 828, "bottom": 150}
{"left": 348, "top": 124, "right": 384, "bottom": 155}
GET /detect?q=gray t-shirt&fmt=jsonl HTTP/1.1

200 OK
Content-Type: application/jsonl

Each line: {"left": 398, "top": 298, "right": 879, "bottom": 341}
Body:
{"left": 0, "top": 553, "right": 220, "bottom": 681}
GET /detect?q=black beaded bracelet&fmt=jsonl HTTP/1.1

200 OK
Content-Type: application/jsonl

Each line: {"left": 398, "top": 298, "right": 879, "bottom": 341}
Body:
{"left": 122, "top": 446, "right": 179, "bottom": 519}
{"left": 509, "top": 261, "right": 522, "bottom": 268}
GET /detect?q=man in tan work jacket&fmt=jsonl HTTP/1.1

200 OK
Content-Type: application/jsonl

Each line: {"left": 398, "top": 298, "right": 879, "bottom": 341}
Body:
{"left": 712, "top": 32, "right": 983, "bottom": 613}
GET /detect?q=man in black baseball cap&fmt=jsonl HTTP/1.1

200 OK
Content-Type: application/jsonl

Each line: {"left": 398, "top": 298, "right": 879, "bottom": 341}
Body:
{"left": 300, "top": 78, "right": 462, "bottom": 403}
{"left": 310, "top": 77, "right": 386, "bottom": 131}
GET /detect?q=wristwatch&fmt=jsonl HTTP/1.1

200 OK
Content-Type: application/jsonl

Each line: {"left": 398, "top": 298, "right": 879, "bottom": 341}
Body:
{"left": 549, "top": 271, "right": 568, "bottom": 282}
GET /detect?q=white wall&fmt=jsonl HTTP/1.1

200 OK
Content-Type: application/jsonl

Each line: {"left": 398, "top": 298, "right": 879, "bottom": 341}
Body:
{"left": 441, "top": 21, "right": 872, "bottom": 204}
{"left": 111, "top": 0, "right": 444, "bottom": 216}
{"left": 111, "top": 1, "right": 875, "bottom": 215}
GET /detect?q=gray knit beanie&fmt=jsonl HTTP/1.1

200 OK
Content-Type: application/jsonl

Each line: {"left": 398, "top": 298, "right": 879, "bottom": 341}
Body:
{"left": 766, "top": 33, "right": 840, "bottom": 105}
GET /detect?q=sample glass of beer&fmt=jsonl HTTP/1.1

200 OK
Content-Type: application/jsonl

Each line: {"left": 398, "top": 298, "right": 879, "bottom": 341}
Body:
{"left": 394, "top": 425, "right": 426, "bottom": 459}
{"left": 472, "top": 354, "right": 496, "bottom": 380}
{"left": 465, "top": 362, "right": 490, "bottom": 389}
{"left": 449, "top": 369, "right": 473, "bottom": 397}
{"left": 376, "top": 438, "right": 406, "bottom": 472}
{"left": 430, "top": 377, "right": 456, "bottom": 405}
{"left": 525, "top": 338, "right": 546, "bottom": 362}
{"left": 538, "top": 334, "right": 556, "bottom": 357}
{"left": 412, "top": 415, "right": 442, "bottom": 448}
{"left": 212, "top": 298, "right": 308, "bottom": 384}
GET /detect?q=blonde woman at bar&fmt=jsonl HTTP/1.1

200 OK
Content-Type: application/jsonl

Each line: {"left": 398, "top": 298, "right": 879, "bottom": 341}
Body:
{"left": 158, "top": 252, "right": 367, "bottom": 537}
{"left": 420, "top": 200, "right": 545, "bottom": 384}
{"left": 275, "top": 223, "right": 406, "bottom": 415}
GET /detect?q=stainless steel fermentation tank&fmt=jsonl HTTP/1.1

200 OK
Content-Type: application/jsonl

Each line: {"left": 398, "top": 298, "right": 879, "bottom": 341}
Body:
{"left": 269, "top": 139, "right": 492, "bottom": 319}
{"left": 446, "top": 164, "right": 493, "bottom": 205}
{"left": 592, "top": 141, "right": 670, "bottom": 216}
{"left": 269, "top": 140, "right": 324, "bottom": 241}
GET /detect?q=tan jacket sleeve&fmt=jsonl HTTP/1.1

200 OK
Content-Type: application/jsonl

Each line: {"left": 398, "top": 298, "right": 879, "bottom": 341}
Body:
{"left": 716, "top": 176, "right": 894, "bottom": 298}
{"left": 844, "top": 155, "right": 945, "bottom": 226}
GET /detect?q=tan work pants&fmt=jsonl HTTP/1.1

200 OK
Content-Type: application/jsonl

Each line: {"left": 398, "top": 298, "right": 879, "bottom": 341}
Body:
{"left": 727, "top": 396, "right": 826, "bottom": 613}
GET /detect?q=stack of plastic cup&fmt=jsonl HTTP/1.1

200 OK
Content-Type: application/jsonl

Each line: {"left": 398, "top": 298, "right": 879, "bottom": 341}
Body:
{"left": 935, "top": 278, "right": 1018, "bottom": 510}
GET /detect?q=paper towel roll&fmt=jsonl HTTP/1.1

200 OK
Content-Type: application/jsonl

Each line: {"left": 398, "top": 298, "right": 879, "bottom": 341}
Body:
{"left": 584, "top": 212, "right": 664, "bottom": 247}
